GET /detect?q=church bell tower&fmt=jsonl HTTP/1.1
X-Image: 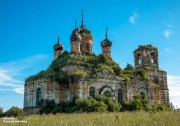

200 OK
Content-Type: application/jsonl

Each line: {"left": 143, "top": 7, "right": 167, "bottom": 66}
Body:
{"left": 134, "top": 44, "right": 159, "bottom": 70}
{"left": 101, "top": 27, "right": 112, "bottom": 58}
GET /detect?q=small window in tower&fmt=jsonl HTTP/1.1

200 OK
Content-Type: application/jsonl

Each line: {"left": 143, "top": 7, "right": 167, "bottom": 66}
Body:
{"left": 151, "top": 53, "right": 154, "bottom": 64}
{"left": 36, "top": 87, "right": 42, "bottom": 106}
{"left": 89, "top": 87, "right": 95, "bottom": 97}
{"left": 137, "top": 54, "right": 141, "bottom": 64}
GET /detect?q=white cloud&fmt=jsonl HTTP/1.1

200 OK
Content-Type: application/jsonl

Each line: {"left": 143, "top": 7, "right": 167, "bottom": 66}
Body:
{"left": 0, "top": 54, "right": 49, "bottom": 94}
{"left": 162, "top": 19, "right": 175, "bottom": 38}
{"left": 129, "top": 12, "right": 139, "bottom": 24}
{"left": 14, "top": 87, "right": 24, "bottom": 94}
{"left": 168, "top": 75, "right": 180, "bottom": 108}
{"left": 164, "top": 29, "right": 174, "bottom": 38}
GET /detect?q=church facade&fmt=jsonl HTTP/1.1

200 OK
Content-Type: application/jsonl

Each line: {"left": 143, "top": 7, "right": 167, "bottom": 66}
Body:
{"left": 24, "top": 12, "right": 169, "bottom": 115}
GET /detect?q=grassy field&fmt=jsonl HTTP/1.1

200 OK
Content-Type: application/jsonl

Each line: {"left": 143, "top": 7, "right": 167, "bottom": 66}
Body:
{"left": 0, "top": 111, "right": 180, "bottom": 126}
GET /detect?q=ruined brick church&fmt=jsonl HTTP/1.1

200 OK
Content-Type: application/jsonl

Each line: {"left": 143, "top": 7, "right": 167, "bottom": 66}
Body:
{"left": 24, "top": 11, "right": 169, "bottom": 114}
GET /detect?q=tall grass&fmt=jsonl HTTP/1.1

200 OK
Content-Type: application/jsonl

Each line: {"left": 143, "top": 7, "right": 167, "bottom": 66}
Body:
{"left": 0, "top": 111, "right": 180, "bottom": 126}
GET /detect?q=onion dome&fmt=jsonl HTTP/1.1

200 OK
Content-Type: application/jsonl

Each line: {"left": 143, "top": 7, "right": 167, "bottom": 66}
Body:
{"left": 70, "top": 10, "right": 93, "bottom": 41}
{"left": 101, "top": 27, "right": 112, "bottom": 47}
{"left": 79, "top": 26, "right": 91, "bottom": 35}
{"left": 53, "top": 36, "right": 64, "bottom": 51}
{"left": 70, "top": 28, "right": 82, "bottom": 41}
{"left": 101, "top": 38, "right": 112, "bottom": 47}
{"left": 78, "top": 26, "right": 93, "bottom": 40}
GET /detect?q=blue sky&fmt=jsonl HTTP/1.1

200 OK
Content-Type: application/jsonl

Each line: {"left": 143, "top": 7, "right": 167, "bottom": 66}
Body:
{"left": 0, "top": 0, "right": 180, "bottom": 110}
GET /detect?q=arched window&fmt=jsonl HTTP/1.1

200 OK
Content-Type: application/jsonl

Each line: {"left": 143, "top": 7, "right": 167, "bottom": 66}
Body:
{"left": 103, "top": 91, "right": 111, "bottom": 97}
{"left": 118, "top": 89, "right": 123, "bottom": 103}
{"left": 151, "top": 53, "right": 154, "bottom": 64}
{"left": 137, "top": 54, "right": 141, "bottom": 64}
{"left": 36, "top": 87, "right": 42, "bottom": 105}
{"left": 89, "top": 87, "right": 95, "bottom": 97}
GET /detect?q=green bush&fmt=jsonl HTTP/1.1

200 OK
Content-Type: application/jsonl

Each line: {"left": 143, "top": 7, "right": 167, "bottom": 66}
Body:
{"left": 77, "top": 95, "right": 121, "bottom": 112}
{"left": 75, "top": 97, "right": 107, "bottom": 112}
{"left": 121, "top": 94, "right": 171, "bottom": 112}
{"left": 131, "top": 94, "right": 151, "bottom": 111}
{"left": 39, "top": 100, "right": 56, "bottom": 114}
{"left": 51, "top": 101, "right": 75, "bottom": 114}
{"left": 94, "top": 95, "right": 121, "bottom": 112}
{"left": 39, "top": 95, "right": 122, "bottom": 114}
{"left": 39, "top": 96, "right": 171, "bottom": 114}
{"left": 52, "top": 105, "right": 62, "bottom": 114}
{"left": 121, "top": 101, "right": 134, "bottom": 111}
{"left": 5, "top": 106, "right": 24, "bottom": 117}
{"left": 152, "top": 104, "right": 171, "bottom": 112}
{"left": 121, "top": 94, "right": 151, "bottom": 111}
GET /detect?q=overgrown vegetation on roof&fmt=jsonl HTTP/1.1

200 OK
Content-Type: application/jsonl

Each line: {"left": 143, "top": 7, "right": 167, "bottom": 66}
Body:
{"left": 26, "top": 51, "right": 150, "bottom": 84}
{"left": 135, "top": 44, "right": 158, "bottom": 53}
{"left": 81, "top": 32, "right": 93, "bottom": 39}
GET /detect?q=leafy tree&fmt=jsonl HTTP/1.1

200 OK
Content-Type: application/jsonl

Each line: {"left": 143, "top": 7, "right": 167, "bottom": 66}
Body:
{"left": 121, "top": 94, "right": 151, "bottom": 111}
{"left": 94, "top": 95, "right": 121, "bottom": 112}
{"left": 75, "top": 97, "right": 107, "bottom": 112}
{"left": 124, "top": 63, "right": 134, "bottom": 70}
{"left": 52, "top": 101, "right": 75, "bottom": 114}
{"left": 121, "top": 101, "right": 134, "bottom": 111}
{"left": 5, "top": 106, "right": 24, "bottom": 117}
{"left": 97, "top": 54, "right": 109, "bottom": 65}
